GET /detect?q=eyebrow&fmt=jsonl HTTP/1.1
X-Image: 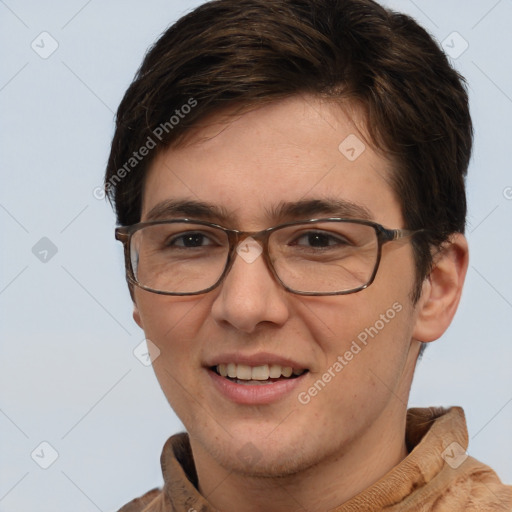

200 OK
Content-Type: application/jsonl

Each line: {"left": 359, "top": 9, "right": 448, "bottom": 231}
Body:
{"left": 268, "top": 198, "right": 373, "bottom": 222}
{"left": 144, "top": 197, "right": 373, "bottom": 224}
{"left": 144, "top": 199, "right": 232, "bottom": 223}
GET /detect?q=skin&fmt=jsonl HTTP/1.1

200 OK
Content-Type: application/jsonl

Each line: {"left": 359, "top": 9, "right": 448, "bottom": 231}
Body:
{"left": 133, "top": 95, "right": 468, "bottom": 512}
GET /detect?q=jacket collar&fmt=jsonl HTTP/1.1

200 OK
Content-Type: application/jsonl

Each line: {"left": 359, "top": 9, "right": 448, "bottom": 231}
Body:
{"left": 160, "top": 407, "right": 468, "bottom": 511}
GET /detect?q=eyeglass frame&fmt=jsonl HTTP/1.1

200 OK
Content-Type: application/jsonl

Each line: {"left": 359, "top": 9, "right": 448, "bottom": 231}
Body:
{"left": 115, "top": 217, "right": 423, "bottom": 297}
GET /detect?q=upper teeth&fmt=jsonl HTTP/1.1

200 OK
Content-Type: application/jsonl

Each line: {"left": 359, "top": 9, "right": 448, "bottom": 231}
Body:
{"left": 216, "top": 363, "right": 305, "bottom": 381}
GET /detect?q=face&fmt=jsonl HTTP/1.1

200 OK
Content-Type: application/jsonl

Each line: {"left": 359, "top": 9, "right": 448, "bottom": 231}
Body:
{"left": 133, "top": 96, "right": 423, "bottom": 479}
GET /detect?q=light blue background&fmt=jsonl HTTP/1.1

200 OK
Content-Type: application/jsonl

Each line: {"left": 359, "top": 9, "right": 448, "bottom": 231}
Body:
{"left": 1, "top": 1, "right": 511, "bottom": 510}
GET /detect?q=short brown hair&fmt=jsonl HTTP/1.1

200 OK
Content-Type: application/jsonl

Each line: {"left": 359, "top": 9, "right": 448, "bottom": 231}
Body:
{"left": 105, "top": 0, "right": 472, "bottom": 300}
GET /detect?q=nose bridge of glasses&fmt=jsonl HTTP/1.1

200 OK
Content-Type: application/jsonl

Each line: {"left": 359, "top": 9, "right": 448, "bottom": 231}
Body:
{"left": 227, "top": 227, "right": 270, "bottom": 251}
{"left": 228, "top": 227, "right": 270, "bottom": 267}
{"left": 218, "top": 228, "right": 283, "bottom": 294}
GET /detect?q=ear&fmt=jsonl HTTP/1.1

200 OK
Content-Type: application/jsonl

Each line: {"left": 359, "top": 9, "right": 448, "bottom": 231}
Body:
{"left": 412, "top": 233, "right": 469, "bottom": 343}
{"left": 133, "top": 301, "right": 143, "bottom": 329}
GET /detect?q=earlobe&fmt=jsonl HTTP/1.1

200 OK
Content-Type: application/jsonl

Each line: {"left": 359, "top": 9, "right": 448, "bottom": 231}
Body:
{"left": 133, "top": 303, "right": 143, "bottom": 329}
{"left": 412, "top": 233, "right": 469, "bottom": 343}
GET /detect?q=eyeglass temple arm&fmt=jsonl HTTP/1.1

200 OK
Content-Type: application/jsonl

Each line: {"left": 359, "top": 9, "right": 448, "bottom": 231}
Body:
{"left": 115, "top": 228, "right": 129, "bottom": 242}
{"left": 392, "top": 228, "right": 424, "bottom": 240}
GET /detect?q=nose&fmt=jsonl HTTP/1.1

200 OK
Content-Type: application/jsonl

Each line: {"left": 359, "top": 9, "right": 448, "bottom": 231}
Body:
{"left": 210, "top": 239, "right": 290, "bottom": 333}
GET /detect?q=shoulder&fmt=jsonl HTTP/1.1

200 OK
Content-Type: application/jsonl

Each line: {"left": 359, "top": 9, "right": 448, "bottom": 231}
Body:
{"left": 454, "top": 456, "right": 512, "bottom": 511}
{"left": 403, "top": 407, "right": 512, "bottom": 510}
{"left": 117, "top": 488, "right": 164, "bottom": 512}
{"left": 425, "top": 454, "right": 512, "bottom": 511}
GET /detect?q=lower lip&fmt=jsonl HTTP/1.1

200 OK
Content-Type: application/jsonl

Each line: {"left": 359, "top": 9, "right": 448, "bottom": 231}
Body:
{"left": 208, "top": 369, "right": 307, "bottom": 405}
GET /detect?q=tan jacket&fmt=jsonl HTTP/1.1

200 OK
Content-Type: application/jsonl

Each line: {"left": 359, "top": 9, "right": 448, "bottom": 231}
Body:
{"left": 119, "top": 407, "right": 512, "bottom": 511}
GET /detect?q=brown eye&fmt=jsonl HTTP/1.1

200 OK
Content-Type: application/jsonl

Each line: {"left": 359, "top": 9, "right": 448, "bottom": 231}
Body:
{"left": 170, "top": 232, "right": 211, "bottom": 247}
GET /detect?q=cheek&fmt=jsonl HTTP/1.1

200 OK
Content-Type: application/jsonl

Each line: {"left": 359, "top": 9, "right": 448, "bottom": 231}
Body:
{"left": 296, "top": 298, "right": 414, "bottom": 426}
{"left": 134, "top": 293, "right": 209, "bottom": 356}
{"left": 297, "top": 293, "right": 408, "bottom": 357}
{"left": 135, "top": 294, "right": 213, "bottom": 419}
{"left": 294, "top": 255, "right": 415, "bottom": 396}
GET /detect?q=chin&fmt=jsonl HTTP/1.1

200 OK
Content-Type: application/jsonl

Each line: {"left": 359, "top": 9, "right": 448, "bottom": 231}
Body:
{"left": 223, "top": 447, "right": 313, "bottom": 479}
{"left": 198, "top": 425, "right": 327, "bottom": 479}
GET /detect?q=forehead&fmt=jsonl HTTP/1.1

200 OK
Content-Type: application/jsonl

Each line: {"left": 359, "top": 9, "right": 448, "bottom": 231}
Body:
{"left": 142, "top": 95, "right": 402, "bottom": 228}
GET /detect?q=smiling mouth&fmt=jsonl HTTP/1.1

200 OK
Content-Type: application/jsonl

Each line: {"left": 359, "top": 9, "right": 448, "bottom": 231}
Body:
{"left": 211, "top": 363, "right": 308, "bottom": 385}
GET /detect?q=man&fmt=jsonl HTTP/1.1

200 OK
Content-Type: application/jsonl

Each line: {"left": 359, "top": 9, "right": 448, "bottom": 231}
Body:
{"left": 105, "top": 0, "right": 512, "bottom": 510}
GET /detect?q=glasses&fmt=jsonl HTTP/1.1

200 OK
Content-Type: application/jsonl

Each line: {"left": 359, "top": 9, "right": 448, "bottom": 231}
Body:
{"left": 115, "top": 218, "right": 422, "bottom": 296}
